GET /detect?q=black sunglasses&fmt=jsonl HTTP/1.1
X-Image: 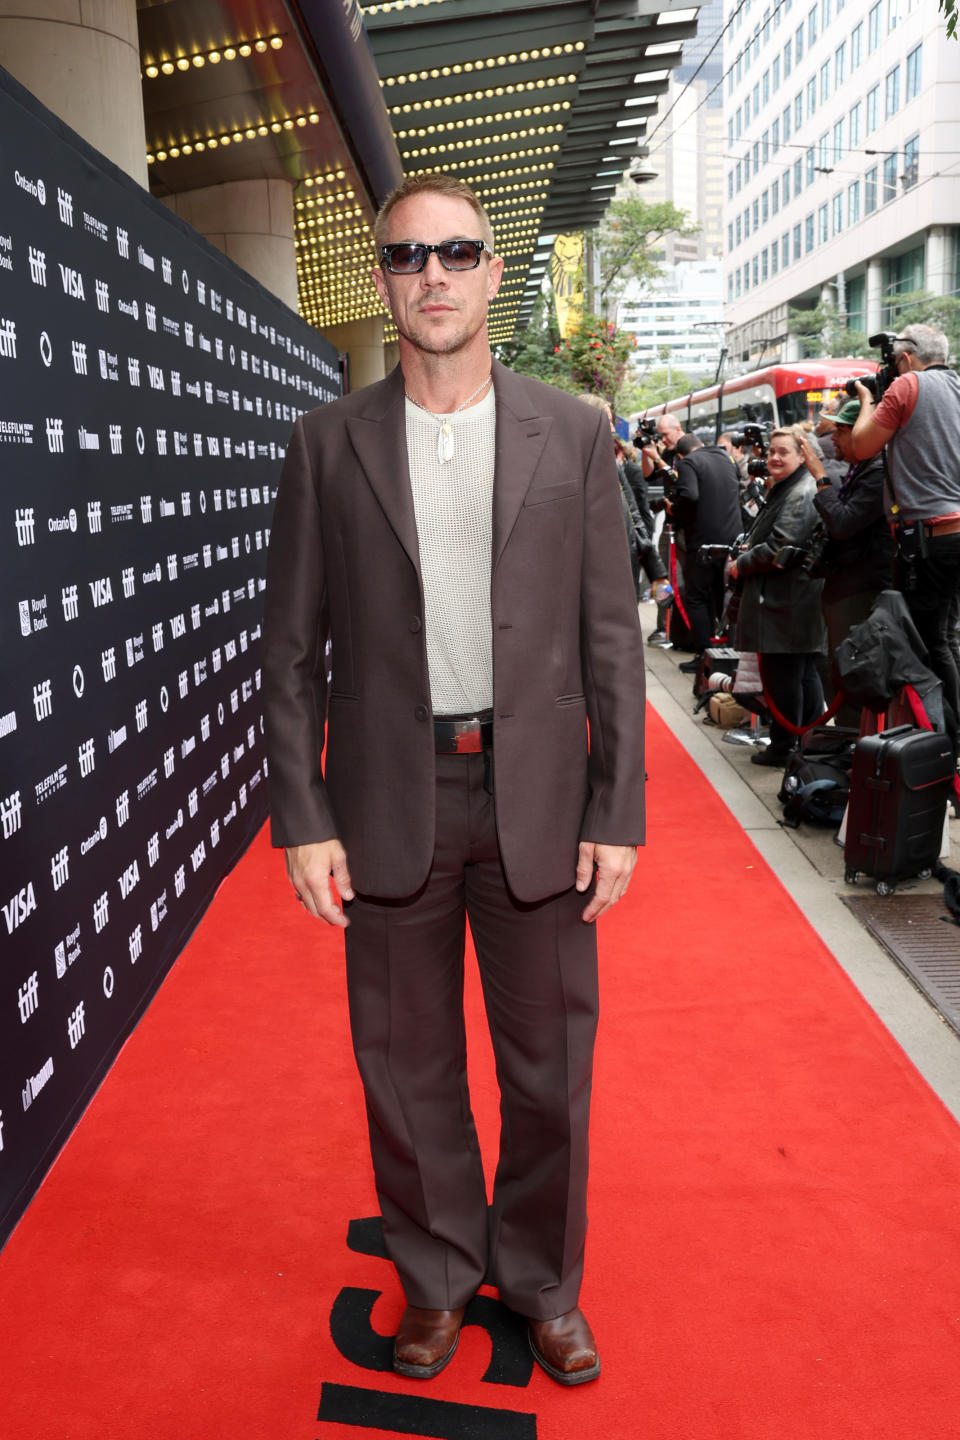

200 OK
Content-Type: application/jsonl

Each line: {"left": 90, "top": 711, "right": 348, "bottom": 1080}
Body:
{"left": 379, "top": 240, "right": 491, "bottom": 274}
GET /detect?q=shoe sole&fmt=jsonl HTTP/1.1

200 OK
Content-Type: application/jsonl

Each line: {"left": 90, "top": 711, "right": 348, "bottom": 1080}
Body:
{"left": 393, "top": 1331, "right": 460, "bottom": 1379}
{"left": 528, "top": 1332, "right": 601, "bottom": 1386}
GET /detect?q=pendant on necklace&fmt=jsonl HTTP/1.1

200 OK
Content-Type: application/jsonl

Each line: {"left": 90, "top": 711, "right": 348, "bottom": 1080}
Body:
{"left": 438, "top": 420, "right": 454, "bottom": 465}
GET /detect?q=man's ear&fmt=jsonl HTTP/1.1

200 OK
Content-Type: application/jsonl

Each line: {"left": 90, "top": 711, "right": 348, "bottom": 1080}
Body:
{"left": 486, "top": 254, "right": 505, "bottom": 301}
{"left": 371, "top": 265, "right": 389, "bottom": 309}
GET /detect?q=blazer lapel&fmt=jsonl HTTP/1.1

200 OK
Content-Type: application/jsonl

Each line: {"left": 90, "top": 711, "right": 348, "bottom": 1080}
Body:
{"left": 491, "top": 360, "right": 552, "bottom": 571}
{"left": 345, "top": 366, "right": 421, "bottom": 574}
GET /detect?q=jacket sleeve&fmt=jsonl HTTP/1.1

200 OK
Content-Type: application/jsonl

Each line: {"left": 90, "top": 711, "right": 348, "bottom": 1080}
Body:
{"left": 671, "top": 455, "right": 699, "bottom": 533}
{"left": 814, "top": 459, "right": 885, "bottom": 541}
{"left": 738, "top": 473, "right": 817, "bottom": 576}
{"left": 262, "top": 416, "right": 340, "bottom": 848}
{"left": 579, "top": 415, "right": 647, "bottom": 846}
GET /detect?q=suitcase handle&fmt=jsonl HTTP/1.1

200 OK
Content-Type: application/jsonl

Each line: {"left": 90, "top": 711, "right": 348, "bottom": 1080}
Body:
{"left": 865, "top": 777, "right": 892, "bottom": 792}
{"left": 857, "top": 833, "right": 888, "bottom": 851}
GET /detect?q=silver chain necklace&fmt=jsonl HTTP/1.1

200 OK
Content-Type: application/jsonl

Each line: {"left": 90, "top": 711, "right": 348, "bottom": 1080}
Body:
{"left": 405, "top": 373, "right": 492, "bottom": 465}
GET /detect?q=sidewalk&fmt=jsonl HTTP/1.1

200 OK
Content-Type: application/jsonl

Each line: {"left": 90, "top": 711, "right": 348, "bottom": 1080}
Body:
{"left": 640, "top": 604, "right": 960, "bottom": 1122}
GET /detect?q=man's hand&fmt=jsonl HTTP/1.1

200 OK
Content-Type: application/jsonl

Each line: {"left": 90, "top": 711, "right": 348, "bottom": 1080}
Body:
{"left": 798, "top": 435, "right": 825, "bottom": 480}
{"left": 576, "top": 842, "right": 637, "bottom": 923}
{"left": 285, "top": 839, "right": 354, "bottom": 928}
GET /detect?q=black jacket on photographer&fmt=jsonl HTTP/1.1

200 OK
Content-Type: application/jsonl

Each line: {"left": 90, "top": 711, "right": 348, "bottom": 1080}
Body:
{"left": 671, "top": 444, "right": 743, "bottom": 554}
{"left": 734, "top": 466, "right": 826, "bottom": 654}
{"left": 813, "top": 454, "right": 896, "bottom": 604}
{"left": 618, "top": 463, "right": 666, "bottom": 592}
{"left": 622, "top": 457, "right": 657, "bottom": 539}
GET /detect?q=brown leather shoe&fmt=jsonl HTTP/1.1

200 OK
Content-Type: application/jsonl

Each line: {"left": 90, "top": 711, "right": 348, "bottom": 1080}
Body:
{"left": 528, "top": 1307, "right": 601, "bottom": 1385}
{"left": 393, "top": 1305, "right": 465, "bottom": 1379}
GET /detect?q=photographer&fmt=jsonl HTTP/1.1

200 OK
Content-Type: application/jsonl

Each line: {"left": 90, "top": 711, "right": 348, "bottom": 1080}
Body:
{"left": 804, "top": 401, "right": 896, "bottom": 727}
{"left": 728, "top": 428, "right": 826, "bottom": 767}
{"left": 669, "top": 433, "right": 743, "bottom": 670}
{"left": 851, "top": 324, "right": 960, "bottom": 754}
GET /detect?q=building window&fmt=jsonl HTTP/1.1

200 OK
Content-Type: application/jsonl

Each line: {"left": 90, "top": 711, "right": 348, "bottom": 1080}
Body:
{"left": 753, "top": 254, "right": 759, "bottom": 287}
{"left": 736, "top": 268, "right": 742, "bottom": 298}
{"left": 764, "top": 7, "right": 772, "bottom": 43}
{"left": 728, "top": 170, "right": 734, "bottom": 201}
{"left": 771, "top": 178, "right": 780, "bottom": 214}
{"left": 784, "top": 37, "right": 793, "bottom": 75}
{"left": 903, "top": 134, "right": 919, "bottom": 190}
{"left": 887, "top": 0, "right": 899, "bottom": 32}
{"left": 846, "top": 273, "right": 865, "bottom": 332}
{"left": 736, "top": 161, "right": 743, "bottom": 191}
{"left": 866, "top": 85, "right": 879, "bottom": 134}
{"left": 818, "top": 203, "right": 829, "bottom": 243}
{"left": 744, "top": 153, "right": 751, "bottom": 183}
{"left": 820, "top": 61, "right": 831, "bottom": 102}
{"left": 753, "top": 140, "right": 761, "bottom": 171}
{"left": 763, "top": 69, "right": 770, "bottom": 105}
{"left": 783, "top": 104, "right": 792, "bottom": 143}
{"left": 772, "top": 117, "right": 780, "bottom": 153}
{"left": 752, "top": 197, "right": 760, "bottom": 230}
{"left": 762, "top": 190, "right": 770, "bottom": 223}
{"left": 865, "top": 166, "right": 878, "bottom": 214}
{"left": 807, "top": 77, "right": 817, "bottom": 118}
{"left": 833, "top": 118, "right": 845, "bottom": 164}
{"left": 793, "top": 223, "right": 802, "bottom": 262}
{"left": 736, "top": 214, "right": 743, "bottom": 245}
{"left": 783, "top": 232, "right": 792, "bottom": 268}
{"left": 728, "top": 222, "right": 734, "bottom": 251}
{"left": 808, "top": 6, "right": 818, "bottom": 47}
{"left": 821, "top": 0, "right": 832, "bottom": 26}
{"left": 885, "top": 247, "right": 925, "bottom": 323}
{"left": 773, "top": 56, "right": 781, "bottom": 89}
{"left": 728, "top": 273, "right": 734, "bottom": 302}
{"left": 832, "top": 192, "right": 843, "bottom": 234}
{"left": 818, "top": 132, "right": 829, "bottom": 171}
{"left": 835, "top": 40, "right": 846, "bottom": 87}
{"left": 868, "top": 1, "right": 881, "bottom": 51}
{"left": 794, "top": 157, "right": 804, "bottom": 193}
{"left": 885, "top": 66, "right": 900, "bottom": 119}
{"left": 762, "top": 248, "right": 769, "bottom": 282}
{"left": 783, "top": 169, "right": 792, "bottom": 204}
{"left": 851, "top": 20, "right": 863, "bottom": 68}
{"left": 805, "top": 213, "right": 815, "bottom": 252}
{"left": 736, "top": 107, "right": 743, "bottom": 139}
{"left": 737, "top": 52, "right": 743, "bottom": 84}
{"left": 848, "top": 179, "right": 860, "bottom": 225}
{"left": 883, "top": 151, "right": 897, "bottom": 202}
{"left": 849, "top": 100, "right": 862, "bottom": 149}
{"left": 753, "top": 82, "right": 761, "bottom": 117}
{"left": 906, "top": 44, "right": 922, "bottom": 101}
{"left": 794, "top": 93, "right": 803, "bottom": 128}
{"left": 771, "top": 241, "right": 780, "bottom": 276}
{"left": 795, "top": 22, "right": 805, "bottom": 62}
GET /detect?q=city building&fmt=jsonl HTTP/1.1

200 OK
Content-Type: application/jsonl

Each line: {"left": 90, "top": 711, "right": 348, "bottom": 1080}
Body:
{"left": 617, "top": 260, "right": 726, "bottom": 378}
{"left": 722, "top": 0, "right": 958, "bottom": 368}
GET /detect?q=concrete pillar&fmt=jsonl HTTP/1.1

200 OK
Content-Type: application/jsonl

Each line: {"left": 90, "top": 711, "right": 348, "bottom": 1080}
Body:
{"left": 163, "top": 179, "right": 298, "bottom": 314}
{"left": 865, "top": 258, "right": 885, "bottom": 335}
{"left": 0, "top": 0, "right": 147, "bottom": 187}
{"left": 324, "top": 315, "right": 388, "bottom": 391}
{"left": 925, "top": 225, "right": 952, "bottom": 299}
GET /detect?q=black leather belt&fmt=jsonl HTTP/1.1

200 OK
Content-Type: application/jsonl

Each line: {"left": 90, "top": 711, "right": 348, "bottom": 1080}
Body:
{"left": 434, "top": 711, "right": 494, "bottom": 754}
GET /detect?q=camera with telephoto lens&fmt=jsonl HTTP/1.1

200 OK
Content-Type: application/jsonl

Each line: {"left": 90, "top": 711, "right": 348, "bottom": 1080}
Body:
{"left": 843, "top": 331, "right": 901, "bottom": 402}
{"left": 634, "top": 417, "right": 660, "bottom": 444}
{"left": 746, "top": 457, "right": 768, "bottom": 479}
{"left": 730, "top": 422, "right": 770, "bottom": 456}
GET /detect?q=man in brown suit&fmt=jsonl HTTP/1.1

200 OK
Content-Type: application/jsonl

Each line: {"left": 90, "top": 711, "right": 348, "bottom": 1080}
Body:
{"left": 263, "top": 174, "right": 645, "bottom": 1386}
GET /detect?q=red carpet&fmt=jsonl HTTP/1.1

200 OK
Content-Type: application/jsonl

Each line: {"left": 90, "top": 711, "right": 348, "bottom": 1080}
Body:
{"left": 2, "top": 706, "right": 960, "bottom": 1438}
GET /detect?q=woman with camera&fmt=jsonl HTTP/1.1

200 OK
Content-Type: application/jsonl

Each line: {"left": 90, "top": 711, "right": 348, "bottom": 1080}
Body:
{"left": 728, "top": 427, "right": 827, "bottom": 768}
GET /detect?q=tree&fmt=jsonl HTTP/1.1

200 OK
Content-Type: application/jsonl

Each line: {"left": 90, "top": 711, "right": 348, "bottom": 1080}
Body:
{"left": 883, "top": 290, "right": 960, "bottom": 358}
{"left": 620, "top": 366, "right": 697, "bottom": 416}
{"left": 787, "top": 301, "right": 868, "bottom": 359}
{"left": 596, "top": 196, "right": 699, "bottom": 310}
{"left": 938, "top": 0, "right": 957, "bottom": 38}
{"left": 555, "top": 314, "right": 638, "bottom": 410}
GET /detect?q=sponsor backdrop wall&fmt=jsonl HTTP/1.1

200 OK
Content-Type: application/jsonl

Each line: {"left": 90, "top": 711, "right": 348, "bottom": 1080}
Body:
{"left": 0, "top": 65, "right": 340, "bottom": 1247}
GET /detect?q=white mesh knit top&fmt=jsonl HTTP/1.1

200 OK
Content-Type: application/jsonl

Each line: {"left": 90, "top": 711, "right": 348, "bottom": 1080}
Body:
{"left": 404, "top": 385, "right": 495, "bottom": 715}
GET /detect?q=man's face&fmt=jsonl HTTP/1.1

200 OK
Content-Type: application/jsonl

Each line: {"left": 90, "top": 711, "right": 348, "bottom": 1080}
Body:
{"left": 372, "top": 193, "right": 504, "bottom": 358}
{"left": 657, "top": 416, "right": 682, "bottom": 449}
{"left": 832, "top": 425, "right": 856, "bottom": 464}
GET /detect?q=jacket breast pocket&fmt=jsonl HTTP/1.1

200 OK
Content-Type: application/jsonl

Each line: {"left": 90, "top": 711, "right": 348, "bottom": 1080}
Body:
{"left": 523, "top": 482, "right": 580, "bottom": 508}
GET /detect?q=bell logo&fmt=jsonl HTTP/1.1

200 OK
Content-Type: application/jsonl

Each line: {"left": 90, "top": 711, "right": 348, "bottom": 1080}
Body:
{"left": 58, "top": 263, "right": 85, "bottom": 300}
{"left": 3, "top": 881, "right": 37, "bottom": 935}
{"left": 89, "top": 577, "right": 114, "bottom": 607}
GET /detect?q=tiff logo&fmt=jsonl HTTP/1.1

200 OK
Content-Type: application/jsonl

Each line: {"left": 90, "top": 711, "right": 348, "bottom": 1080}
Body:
{"left": 78, "top": 737, "right": 96, "bottom": 776}
{"left": 33, "top": 679, "right": 53, "bottom": 721}
{"left": 87, "top": 500, "right": 102, "bottom": 533}
{"left": 0, "top": 316, "right": 16, "bottom": 359}
{"left": 18, "top": 972, "right": 39, "bottom": 1023}
{"left": 101, "top": 647, "right": 117, "bottom": 682}
{"left": 110, "top": 424, "right": 123, "bottom": 455}
{"left": 28, "top": 245, "right": 46, "bottom": 286}
{"left": 129, "top": 924, "right": 143, "bottom": 963}
{"left": 116, "top": 225, "right": 129, "bottom": 259}
{"left": 145, "top": 302, "right": 157, "bottom": 332}
{"left": 95, "top": 278, "right": 109, "bottom": 312}
{"left": 15, "top": 508, "right": 36, "bottom": 546}
{"left": 174, "top": 864, "right": 186, "bottom": 898}
{"left": 141, "top": 495, "right": 153, "bottom": 524}
{"left": 93, "top": 891, "right": 109, "bottom": 933}
{"left": 57, "top": 186, "right": 74, "bottom": 225}
{"left": 147, "top": 833, "right": 160, "bottom": 867}
{"left": 122, "top": 567, "right": 135, "bottom": 599}
{"left": 135, "top": 699, "right": 148, "bottom": 732}
{"left": 116, "top": 789, "right": 130, "bottom": 827}
{"left": 67, "top": 1001, "right": 86, "bottom": 1050}
{"left": 161, "top": 256, "right": 173, "bottom": 284}
{"left": 156, "top": 429, "right": 168, "bottom": 456}
{"left": 164, "top": 746, "right": 175, "bottom": 778}
{"left": 50, "top": 844, "right": 70, "bottom": 891}
{"left": 152, "top": 622, "right": 164, "bottom": 653}
{"left": 178, "top": 670, "right": 189, "bottom": 700}
{"left": 1, "top": 790, "right": 22, "bottom": 839}
{"left": 61, "top": 585, "right": 79, "bottom": 621}
{"left": 171, "top": 369, "right": 181, "bottom": 396}
{"left": 46, "top": 417, "right": 64, "bottom": 452}
{"left": 72, "top": 340, "right": 87, "bottom": 375}
{"left": 128, "top": 356, "right": 140, "bottom": 386}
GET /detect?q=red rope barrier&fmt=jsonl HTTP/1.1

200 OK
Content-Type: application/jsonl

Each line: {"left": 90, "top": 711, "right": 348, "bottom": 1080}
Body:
{"left": 756, "top": 653, "right": 847, "bottom": 736}
{"left": 667, "top": 539, "right": 692, "bottom": 632}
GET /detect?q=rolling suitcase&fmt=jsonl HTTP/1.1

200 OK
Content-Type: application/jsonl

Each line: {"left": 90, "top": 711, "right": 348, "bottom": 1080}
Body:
{"left": 843, "top": 725, "right": 954, "bottom": 894}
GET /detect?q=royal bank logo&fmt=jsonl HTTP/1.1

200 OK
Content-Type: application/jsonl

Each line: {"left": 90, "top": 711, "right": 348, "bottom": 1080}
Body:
{"left": 151, "top": 889, "right": 168, "bottom": 932}
{"left": 78, "top": 737, "right": 95, "bottom": 777}
{"left": 15, "top": 507, "right": 36, "bottom": 545}
{"left": 59, "top": 262, "right": 84, "bottom": 299}
{"left": 88, "top": 500, "right": 102, "bottom": 533}
{"left": 33, "top": 679, "right": 53, "bottom": 721}
{"left": 50, "top": 844, "right": 70, "bottom": 891}
{"left": 126, "top": 634, "right": 144, "bottom": 668}
{"left": 3, "top": 880, "right": 37, "bottom": 935}
{"left": 0, "top": 233, "right": 12, "bottom": 273}
{"left": 96, "top": 279, "right": 110, "bottom": 312}
{"left": 116, "top": 225, "right": 129, "bottom": 259}
{"left": 55, "top": 923, "right": 81, "bottom": 978}
{"left": 0, "top": 317, "right": 16, "bottom": 360}
{"left": 67, "top": 1001, "right": 85, "bottom": 1050}
{"left": 61, "top": 584, "right": 79, "bottom": 621}
{"left": 28, "top": 245, "right": 47, "bottom": 285}
{"left": 99, "top": 349, "right": 119, "bottom": 382}
{"left": 57, "top": 186, "right": 74, "bottom": 225}
{"left": 46, "top": 417, "right": 65, "bottom": 452}
{"left": 1, "top": 789, "right": 22, "bottom": 838}
{"left": 72, "top": 340, "right": 88, "bottom": 375}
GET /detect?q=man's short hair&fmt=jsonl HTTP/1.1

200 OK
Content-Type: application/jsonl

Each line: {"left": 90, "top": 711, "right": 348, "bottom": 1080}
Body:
{"left": 374, "top": 172, "right": 495, "bottom": 254}
{"left": 675, "top": 434, "right": 701, "bottom": 456}
{"left": 895, "top": 323, "right": 949, "bottom": 366}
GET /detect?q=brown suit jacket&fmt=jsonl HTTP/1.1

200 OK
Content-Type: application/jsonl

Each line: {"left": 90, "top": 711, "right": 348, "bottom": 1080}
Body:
{"left": 263, "top": 359, "right": 646, "bottom": 901}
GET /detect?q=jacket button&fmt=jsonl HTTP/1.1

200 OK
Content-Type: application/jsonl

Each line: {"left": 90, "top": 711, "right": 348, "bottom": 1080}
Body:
{"left": 409, "top": 616, "right": 422, "bottom": 632}
{"left": 414, "top": 705, "right": 428, "bottom": 721}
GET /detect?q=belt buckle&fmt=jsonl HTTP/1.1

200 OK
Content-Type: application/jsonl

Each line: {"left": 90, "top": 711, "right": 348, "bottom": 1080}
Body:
{"left": 453, "top": 719, "right": 483, "bottom": 754}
